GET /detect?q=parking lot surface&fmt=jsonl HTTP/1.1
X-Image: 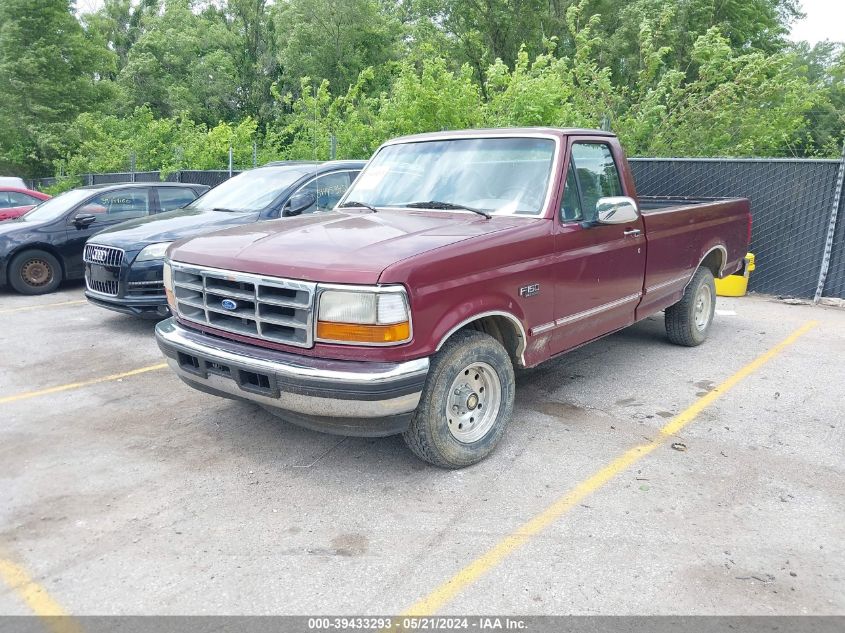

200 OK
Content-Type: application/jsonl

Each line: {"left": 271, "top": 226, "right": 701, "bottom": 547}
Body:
{"left": 1, "top": 282, "right": 843, "bottom": 616}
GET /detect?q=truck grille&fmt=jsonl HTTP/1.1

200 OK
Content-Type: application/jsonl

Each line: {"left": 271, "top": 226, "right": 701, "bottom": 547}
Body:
{"left": 84, "top": 244, "right": 124, "bottom": 268}
{"left": 171, "top": 263, "right": 316, "bottom": 348}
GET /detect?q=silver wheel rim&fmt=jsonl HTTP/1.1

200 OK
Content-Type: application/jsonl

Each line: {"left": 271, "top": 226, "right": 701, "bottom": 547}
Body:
{"left": 446, "top": 361, "right": 502, "bottom": 443}
{"left": 694, "top": 283, "right": 713, "bottom": 331}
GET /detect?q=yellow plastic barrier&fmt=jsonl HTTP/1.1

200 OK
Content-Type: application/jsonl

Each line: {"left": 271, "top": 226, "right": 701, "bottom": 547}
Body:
{"left": 715, "top": 252, "right": 755, "bottom": 297}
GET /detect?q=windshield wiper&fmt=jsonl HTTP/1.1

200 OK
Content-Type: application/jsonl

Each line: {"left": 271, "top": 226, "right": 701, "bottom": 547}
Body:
{"left": 339, "top": 200, "right": 378, "bottom": 213}
{"left": 405, "top": 200, "right": 491, "bottom": 219}
{"left": 211, "top": 207, "right": 246, "bottom": 213}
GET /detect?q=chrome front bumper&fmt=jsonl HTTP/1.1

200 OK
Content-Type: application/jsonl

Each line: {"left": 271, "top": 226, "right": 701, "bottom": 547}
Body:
{"left": 155, "top": 318, "right": 429, "bottom": 437}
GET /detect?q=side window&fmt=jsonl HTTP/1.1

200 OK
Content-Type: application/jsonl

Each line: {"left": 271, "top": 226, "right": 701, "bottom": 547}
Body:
{"left": 0, "top": 193, "right": 10, "bottom": 209}
{"left": 291, "top": 171, "right": 351, "bottom": 214}
{"left": 570, "top": 143, "right": 623, "bottom": 222}
{"left": 8, "top": 192, "right": 40, "bottom": 206}
{"left": 79, "top": 189, "right": 151, "bottom": 220}
{"left": 560, "top": 162, "right": 583, "bottom": 222}
{"left": 158, "top": 187, "right": 197, "bottom": 212}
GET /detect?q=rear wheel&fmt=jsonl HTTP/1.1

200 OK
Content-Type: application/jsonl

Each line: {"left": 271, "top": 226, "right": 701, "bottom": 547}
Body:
{"left": 403, "top": 330, "right": 515, "bottom": 468}
{"left": 665, "top": 267, "right": 716, "bottom": 346}
{"left": 8, "top": 249, "right": 62, "bottom": 295}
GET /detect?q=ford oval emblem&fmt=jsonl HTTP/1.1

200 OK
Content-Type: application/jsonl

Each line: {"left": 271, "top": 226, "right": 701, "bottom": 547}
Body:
{"left": 221, "top": 299, "right": 238, "bottom": 311}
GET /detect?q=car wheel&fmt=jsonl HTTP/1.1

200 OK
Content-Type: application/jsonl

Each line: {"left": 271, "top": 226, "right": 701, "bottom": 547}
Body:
{"left": 403, "top": 329, "right": 515, "bottom": 468}
{"left": 665, "top": 267, "right": 716, "bottom": 346}
{"left": 9, "top": 249, "right": 63, "bottom": 295}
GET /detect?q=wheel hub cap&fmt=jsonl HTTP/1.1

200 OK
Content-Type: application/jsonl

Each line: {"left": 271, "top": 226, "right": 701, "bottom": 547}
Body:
{"left": 22, "top": 260, "right": 52, "bottom": 286}
{"left": 694, "top": 284, "right": 712, "bottom": 331}
{"left": 466, "top": 393, "right": 479, "bottom": 410}
{"left": 446, "top": 362, "right": 502, "bottom": 443}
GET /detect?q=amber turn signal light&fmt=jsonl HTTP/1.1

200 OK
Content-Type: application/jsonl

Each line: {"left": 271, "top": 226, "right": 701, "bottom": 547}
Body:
{"left": 316, "top": 320, "right": 410, "bottom": 344}
{"left": 165, "top": 286, "right": 177, "bottom": 312}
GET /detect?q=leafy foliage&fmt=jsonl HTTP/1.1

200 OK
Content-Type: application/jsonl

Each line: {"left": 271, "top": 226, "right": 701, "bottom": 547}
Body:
{"left": 56, "top": 106, "right": 257, "bottom": 177}
{"left": 0, "top": 0, "right": 841, "bottom": 180}
{"left": 0, "top": 0, "right": 116, "bottom": 176}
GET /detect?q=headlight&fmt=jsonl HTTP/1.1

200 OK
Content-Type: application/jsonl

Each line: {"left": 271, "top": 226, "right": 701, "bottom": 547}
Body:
{"left": 135, "top": 242, "right": 173, "bottom": 262}
{"left": 162, "top": 260, "right": 176, "bottom": 311}
{"left": 316, "top": 285, "right": 411, "bottom": 345}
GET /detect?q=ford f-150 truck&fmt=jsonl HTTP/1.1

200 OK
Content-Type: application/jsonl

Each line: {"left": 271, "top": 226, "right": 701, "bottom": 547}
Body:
{"left": 155, "top": 128, "right": 751, "bottom": 468}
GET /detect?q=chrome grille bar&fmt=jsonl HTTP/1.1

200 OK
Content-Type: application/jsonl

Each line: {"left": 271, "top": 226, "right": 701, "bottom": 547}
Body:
{"left": 171, "top": 262, "right": 316, "bottom": 348}
{"left": 87, "top": 278, "right": 118, "bottom": 296}
{"left": 84, "top": 244, "right": 124, "bottom": 267}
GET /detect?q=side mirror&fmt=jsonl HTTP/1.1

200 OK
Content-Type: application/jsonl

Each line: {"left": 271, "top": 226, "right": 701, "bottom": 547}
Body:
{"left": 73, "top": 214, "right": 97, "bottom": 229}
{"left": 283, "top": 191, "right": 317, "bottom": 217}
{"left": 595, "top": 197, "right": 639, "bottom": 224}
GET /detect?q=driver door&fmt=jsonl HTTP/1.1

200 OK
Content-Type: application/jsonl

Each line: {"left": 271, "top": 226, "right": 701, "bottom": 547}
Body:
{"left": 549, "top": 138, "right": 646, "bottom": 355}
{"left": 63, "top": 187, "right": 153, "bottom": 278}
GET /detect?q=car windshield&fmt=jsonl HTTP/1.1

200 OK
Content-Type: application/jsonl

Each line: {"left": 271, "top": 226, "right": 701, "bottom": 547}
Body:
{"left": 186, "top": 166, "right": 315, "bottom": 212}
{"left": 341, "top": 137, "right": 556, "bottom": 216}
{"left": 22, "top": 188, "right": 94, "bottom": 222}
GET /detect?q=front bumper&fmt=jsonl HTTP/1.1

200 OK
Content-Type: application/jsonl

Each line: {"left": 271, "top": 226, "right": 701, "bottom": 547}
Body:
{"left": 85, "top": 252, "right": 168, "bottom": 318}
{"left": 85, "top": 290, "right": 169, "bottom": 318}
{"left": 155, "top": 318, "right": 430, "bottom": 437}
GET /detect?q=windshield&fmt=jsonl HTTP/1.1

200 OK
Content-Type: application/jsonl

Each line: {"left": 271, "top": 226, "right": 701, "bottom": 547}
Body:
{"left": 22, "top": 188, "right": 94, "bottom": 222}
{"left": 341, "top": 137, "right": 556, "bottom": 216}
{"left": 186, "top": 166, "right": 314, "bottom": 212}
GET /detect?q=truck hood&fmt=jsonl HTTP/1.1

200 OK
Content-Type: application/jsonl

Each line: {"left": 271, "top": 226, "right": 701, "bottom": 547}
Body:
{"left": 91, "top": 208, "right": 260, "bottom": 250}
{"left": 170, "top": 209, "right": 531, "bottom": 284}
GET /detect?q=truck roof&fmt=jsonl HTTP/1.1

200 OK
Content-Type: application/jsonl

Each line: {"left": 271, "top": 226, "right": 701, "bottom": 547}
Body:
{"left": 384, "top": 127, "right": 616, "bottom": 145}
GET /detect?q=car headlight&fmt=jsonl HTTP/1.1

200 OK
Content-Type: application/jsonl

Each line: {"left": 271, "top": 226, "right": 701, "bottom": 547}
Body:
{"left": 136, "top": 242, "right": 173, "bottom": 262}
{"left": 316, "top": 285, "right": 411, "bottom": 345}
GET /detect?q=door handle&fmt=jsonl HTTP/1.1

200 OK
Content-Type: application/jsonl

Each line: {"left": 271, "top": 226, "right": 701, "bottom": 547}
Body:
{"left": 623, "top": 228, "right": 641, "bottom": 237}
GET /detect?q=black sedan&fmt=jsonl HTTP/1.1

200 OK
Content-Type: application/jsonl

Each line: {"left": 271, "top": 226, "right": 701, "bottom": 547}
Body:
{"left": 84, "top": 160, "right": 365, "bottom": 318}
{"left": 0, "top": 182, "right": 209, "bottom": 295}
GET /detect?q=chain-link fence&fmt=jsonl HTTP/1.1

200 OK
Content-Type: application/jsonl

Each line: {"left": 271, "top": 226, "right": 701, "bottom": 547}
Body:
{"left": 629, "top": 157, "right": 845, "bottom": 299}
{"left": 29, "top": 169, "right": 241, "bottom": 190}
{"left": 27, "top": 154, "right": 845, "bottom": 300}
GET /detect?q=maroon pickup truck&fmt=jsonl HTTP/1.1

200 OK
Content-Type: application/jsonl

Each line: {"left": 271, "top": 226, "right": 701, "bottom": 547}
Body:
{"left": 155, "top": 128, "right": 751, "bottom": 468}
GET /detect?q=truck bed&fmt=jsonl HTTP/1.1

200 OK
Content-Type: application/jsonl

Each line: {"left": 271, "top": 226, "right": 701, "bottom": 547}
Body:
{"left": 635, "top": 196, "right": 751, "bottom": 319}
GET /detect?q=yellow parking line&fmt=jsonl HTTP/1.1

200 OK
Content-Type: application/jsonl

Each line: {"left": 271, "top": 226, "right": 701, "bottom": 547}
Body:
{"left": 0, "top": 363, "right": 167, "bottom": 405}
{"left": 0, "top": 299, "right": 87, "bottom": 315}
{"left": 0, "top": 559, "right": 84, "bottom": 633}
{"left": 403, "top": 320, "right": 818, "bottom": 616}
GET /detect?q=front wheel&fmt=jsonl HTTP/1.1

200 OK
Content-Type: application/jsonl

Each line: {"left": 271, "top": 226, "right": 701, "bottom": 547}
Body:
{"left": 665, "top": 267, "right": 716, "bottom": 346}
{"left": 8, "top": 249, "right": 63, "bottom": 295}
{"left": 403, "top": 330, "right": 515, "bottom": 468}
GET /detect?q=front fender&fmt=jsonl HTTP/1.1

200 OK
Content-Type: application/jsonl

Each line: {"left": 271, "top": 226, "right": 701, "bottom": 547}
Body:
{"left": 427, "top": 292, "right": 529, "bottom": 364}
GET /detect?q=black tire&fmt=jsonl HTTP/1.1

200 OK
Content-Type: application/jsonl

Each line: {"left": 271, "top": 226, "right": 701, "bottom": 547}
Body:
{"left": 8, "top": 249, "right": 63, "bottom": 295}
{"left": 403, "top": 329, "right": 515, "bottom": 468}
{"left": 665, "top": 267, "right": 716, "bottom": 346}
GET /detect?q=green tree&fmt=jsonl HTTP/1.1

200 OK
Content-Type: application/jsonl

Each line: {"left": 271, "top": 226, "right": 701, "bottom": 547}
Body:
{"left": 617, "top": 28, "right": 820, "bottom": 157}
{"left": 274, "top": 0, "right": 401, "bottom": 94}
{"left": 57, "top": 106, "right": 258, "bottom": 176}
{"left": 118, "top": 0, "right": 240, "bottom": 125}
{"left": 0, "top": 0, "right": 116, "bottom": 176}
{"left": 790, "top": 41, "right": 845, "bottom": 155}
{"left": 225, "top": 0, "right": 279, "bottom": 123}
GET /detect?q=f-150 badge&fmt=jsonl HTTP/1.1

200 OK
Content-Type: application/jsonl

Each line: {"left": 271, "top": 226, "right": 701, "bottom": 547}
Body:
{"left": 519, "top": 283, "right": 540, "bottom": 297}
